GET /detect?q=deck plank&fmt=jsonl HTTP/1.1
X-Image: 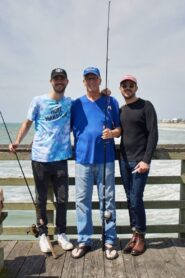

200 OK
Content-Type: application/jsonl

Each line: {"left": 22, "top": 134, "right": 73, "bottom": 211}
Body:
{"left": 156, "top": 238, "right": 185, "bottom": 278}
{"left": 2, "top": 241, "right": 32, "bottom": 278}
{"left": 39, "top": 242, "right": 67, "bottom": 277}
{"left": 61, "top": 240, "right": 84, "bottom": 278}
{"left": 16, "top": 241, "right": 46, "bottom": 278}
{"left": 132, "top": 251, "right": 149, "bottom": 278}
{"left": 172, "top": 238, "right": 185, "bottom": 260}
{"left": 0, "top": 239, "right": 185, "bottom": 277}
{"left": 82, "top": 239, "right": 104, "bottom": 278}
{"left": 0, "top": 240, "right": 17, "bottom": 259}
{"left": 140, "top": 239, "right": 170, "bottom": 278}
{"left": 104, "top": 238, "right": 126, "bottom": 278}
{"left": 120, "top": 239, "right": 138, "bottom": 278}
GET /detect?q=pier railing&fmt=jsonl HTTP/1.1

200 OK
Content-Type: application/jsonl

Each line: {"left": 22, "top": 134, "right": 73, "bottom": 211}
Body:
{"left": 0, "top": 144, "right": 185, "bottom": 238}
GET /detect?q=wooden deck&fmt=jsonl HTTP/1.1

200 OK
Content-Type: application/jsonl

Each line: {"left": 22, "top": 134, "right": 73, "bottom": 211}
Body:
{"left": 1, "top": 238, "right": 185, "bottom": 277}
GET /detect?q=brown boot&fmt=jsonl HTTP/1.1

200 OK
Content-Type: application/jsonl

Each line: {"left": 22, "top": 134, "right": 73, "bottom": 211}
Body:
{"left": 131, "top": 233, "right": 146, "bottom": 256}
{"left": 123, "top": 232, "right": 137, "bottom": 254}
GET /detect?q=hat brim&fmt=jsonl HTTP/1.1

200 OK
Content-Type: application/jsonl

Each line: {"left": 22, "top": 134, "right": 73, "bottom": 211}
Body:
{"left": 120, "top": 78, "right": 137, "bottom": 84}
{"left": 51, "top": 73, "right": 67, "bottom": 79}
{"left": 84, "top": 72, "right": 100, "bottom": 77}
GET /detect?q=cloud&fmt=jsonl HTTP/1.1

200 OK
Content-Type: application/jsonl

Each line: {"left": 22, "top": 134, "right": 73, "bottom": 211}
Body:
{"left": 0, "top": 0, "right": 185, "bottom": 121}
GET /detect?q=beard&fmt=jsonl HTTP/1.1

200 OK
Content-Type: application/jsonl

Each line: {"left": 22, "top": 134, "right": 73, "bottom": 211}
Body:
{"left": 122, "top": 91, "right": 135, "bottom": 99}
{"left": 53, "top": 84, "right": 66, "bottom": 94}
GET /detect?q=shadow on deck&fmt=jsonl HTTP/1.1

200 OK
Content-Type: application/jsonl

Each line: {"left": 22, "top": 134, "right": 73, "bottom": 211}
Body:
{"left": 1, "top": 238, "right": 185, "bottom": 277}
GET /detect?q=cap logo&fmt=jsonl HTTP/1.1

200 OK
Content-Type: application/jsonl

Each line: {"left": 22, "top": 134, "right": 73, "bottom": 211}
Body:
{"left": 56, "top": 68, "right": 62, "bottom": 72}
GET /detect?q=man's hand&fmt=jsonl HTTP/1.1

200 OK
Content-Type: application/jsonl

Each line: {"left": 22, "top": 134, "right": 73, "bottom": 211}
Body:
{"left": 8, "top": 119, "right": 33, "bottom": 153}
{"left": 102, "top": 128, "right": 113, "bottom": 139}
{"left": 9, "top": 143, "right": 19, "bottom": 153}
{"left": 101, "top": 88, "right": 111, "bottom": 96}
{"left": 132, "top": 161, "right": 150, "bottom": 174}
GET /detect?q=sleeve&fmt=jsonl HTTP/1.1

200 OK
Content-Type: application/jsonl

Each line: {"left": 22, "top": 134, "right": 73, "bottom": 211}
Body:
{"left": 26, "top": 97, "right": 39, "bottom": 122}
{"left": 143, "top": 101, "right": 158, "bottom": 164}
{"left": 119, "top": 107, "right": 123, "bottom": 132}
{"left": 110, "top": 97, "right": 121, "bottom": 128}
{"left": 70, "top": 100, "right": 75, "bottom": 129}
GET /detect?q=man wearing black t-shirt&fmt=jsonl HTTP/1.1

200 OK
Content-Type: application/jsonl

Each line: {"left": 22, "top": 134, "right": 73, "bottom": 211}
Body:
{"left": 119, "top": 75, "right": 158, "bottom": 256}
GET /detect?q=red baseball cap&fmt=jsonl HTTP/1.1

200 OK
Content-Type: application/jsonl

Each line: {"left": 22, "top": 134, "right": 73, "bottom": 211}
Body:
{"left": 120, "top": 75, "right": 137, "bottom": 84}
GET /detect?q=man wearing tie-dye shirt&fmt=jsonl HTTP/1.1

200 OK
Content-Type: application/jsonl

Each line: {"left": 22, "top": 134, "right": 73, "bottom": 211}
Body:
{"left": 9, "top": 68, "right": 73, "bottom": 253}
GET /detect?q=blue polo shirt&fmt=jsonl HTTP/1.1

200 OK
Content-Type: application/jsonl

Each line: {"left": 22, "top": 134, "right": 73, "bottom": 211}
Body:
{"left": 27, "top": 94, "right": 72, "bottom": 162}
{"left": 71, "top": 95, "right": 120, "bottom": 164}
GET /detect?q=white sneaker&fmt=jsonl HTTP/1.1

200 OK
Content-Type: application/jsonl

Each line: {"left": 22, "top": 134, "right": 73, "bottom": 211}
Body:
{"left": 58, "top": 233, "right": 73, "bottom": 250}
{"left": 39, "top": 234, "right": 51, "bottom": 253}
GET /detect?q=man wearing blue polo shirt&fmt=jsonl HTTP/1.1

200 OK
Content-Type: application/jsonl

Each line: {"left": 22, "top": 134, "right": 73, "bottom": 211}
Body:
{"left": 71, "top": 67, "right": 121, "bottom": 260}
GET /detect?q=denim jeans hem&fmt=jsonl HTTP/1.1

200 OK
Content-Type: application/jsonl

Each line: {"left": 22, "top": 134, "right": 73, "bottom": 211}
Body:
{"left": 105, "top": 239, "right": 115, "bottom": 245}
{"left": 77, "top": 239, "right": 92, "bottom": 246}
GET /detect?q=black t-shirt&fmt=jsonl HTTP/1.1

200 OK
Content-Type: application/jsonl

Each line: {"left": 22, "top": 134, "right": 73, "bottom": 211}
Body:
{"left": 120, "top": 98, "right": 158, "bottom": 164}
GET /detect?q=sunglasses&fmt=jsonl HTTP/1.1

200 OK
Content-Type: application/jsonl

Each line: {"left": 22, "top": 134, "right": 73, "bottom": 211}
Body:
{"left": 121, "top": 82, "right": 136, "bottom": 89}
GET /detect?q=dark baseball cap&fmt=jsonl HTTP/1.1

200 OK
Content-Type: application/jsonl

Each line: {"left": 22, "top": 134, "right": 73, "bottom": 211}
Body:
{"left": 51, "top": 68, "right": 67, "bottom": 79}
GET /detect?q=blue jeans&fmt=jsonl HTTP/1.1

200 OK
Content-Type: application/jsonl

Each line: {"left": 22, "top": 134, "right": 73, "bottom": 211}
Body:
{"left": 119, "top": 160, "right": 149, "bottom": 233}
{"left": 75, "top": 162, "right": 117, "bottom": 246}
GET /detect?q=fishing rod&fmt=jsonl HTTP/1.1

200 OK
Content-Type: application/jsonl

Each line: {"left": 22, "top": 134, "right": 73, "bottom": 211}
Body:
{"left": 0, "top": 111, "right": 57, "bottom": 259}
{"left": 0, "top": 112, "right": 35, "bottom": 205}
{"left": 102, "top": 0, "right": 112, "bottom": 252}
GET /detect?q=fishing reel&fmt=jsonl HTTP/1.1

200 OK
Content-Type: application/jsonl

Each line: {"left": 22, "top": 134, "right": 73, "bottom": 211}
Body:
{"left": 27, "top": 222, "right": 48, "bottom": 238}
{"left": 26, "top": 224, "right": 40, "bottom": 238}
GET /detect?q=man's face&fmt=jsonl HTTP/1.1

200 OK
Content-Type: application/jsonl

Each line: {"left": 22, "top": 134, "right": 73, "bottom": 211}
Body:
{"left": 120, "top": 80, "right": 138, "bottom": 99}
{"left": 83, "top": 74, "right": 101, "bottom": 92}
{"left": 50, "top": 75, "right": 68, "bottom": 94}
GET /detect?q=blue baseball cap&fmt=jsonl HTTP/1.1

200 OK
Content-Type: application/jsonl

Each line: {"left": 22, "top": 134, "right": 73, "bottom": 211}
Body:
{"left": 83, "top": 67, "right": 101, "bottom": 77}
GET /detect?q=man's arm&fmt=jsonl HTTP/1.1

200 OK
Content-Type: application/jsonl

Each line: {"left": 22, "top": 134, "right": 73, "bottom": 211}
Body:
{"left": 134, "top": 102, "right": 158, "bottom": 173}
{"left": 142, "top": 101, "right": 158, "bottom": 164}
{"left": 9, "top": 119, "right": 33, "bottom": 152}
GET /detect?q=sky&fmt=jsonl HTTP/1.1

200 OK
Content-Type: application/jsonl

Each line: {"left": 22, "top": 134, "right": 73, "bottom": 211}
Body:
{"left": 0, "top": 0, "right": 185, "bottom": 122}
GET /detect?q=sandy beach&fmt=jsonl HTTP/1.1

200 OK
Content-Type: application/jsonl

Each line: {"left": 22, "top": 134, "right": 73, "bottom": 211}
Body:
{"left": 158, "top": 122, "right": 185, "bottom": 129}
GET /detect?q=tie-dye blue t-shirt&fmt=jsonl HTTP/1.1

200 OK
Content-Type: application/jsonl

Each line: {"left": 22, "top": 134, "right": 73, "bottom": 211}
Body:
{"left": 27, "top": 94, "right": 72, "bottom": 162}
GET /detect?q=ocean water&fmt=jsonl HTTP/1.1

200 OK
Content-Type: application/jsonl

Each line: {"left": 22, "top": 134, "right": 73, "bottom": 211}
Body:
{"left": 0, "top": 123, "right": 184, "bottom": 239}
